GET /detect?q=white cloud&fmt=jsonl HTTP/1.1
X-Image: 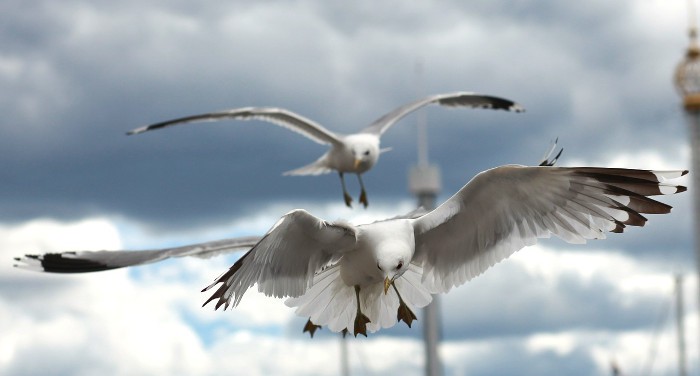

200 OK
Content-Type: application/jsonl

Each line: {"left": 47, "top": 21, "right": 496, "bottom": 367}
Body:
{"left": 1, "top": 0, "right": 697, "bottom": 374}
{"left": 2, "top": 215, "right": 697, "bottom": 375}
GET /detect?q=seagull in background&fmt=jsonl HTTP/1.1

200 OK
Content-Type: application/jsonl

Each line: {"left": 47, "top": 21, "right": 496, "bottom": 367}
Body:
{"left": 128, "top": 92, "right": 524, "bottom": 208}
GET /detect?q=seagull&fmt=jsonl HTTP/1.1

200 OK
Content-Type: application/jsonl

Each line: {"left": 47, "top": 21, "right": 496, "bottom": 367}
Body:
{"left": 13, "top": 163, "right": 687, "bottom": 337}
{"left": 14, "top": 236, "right": 261, "bottom": 273}
{"left": 127, "top": 92, "right": 524, "bottom": 208}
{"left": 201, "top": 165, "right": 687, "bottom": 337}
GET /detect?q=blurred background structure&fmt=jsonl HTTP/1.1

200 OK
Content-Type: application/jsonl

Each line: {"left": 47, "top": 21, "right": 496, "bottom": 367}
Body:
{"left": 675, "top": 0, "right": 700, "bottom": 370}
{"left": 409, "top": 62, "right": 443, "bottom": 376}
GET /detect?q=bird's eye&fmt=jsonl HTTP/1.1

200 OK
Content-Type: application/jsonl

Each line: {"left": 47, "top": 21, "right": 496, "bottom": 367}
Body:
{"left": 377, "top": 263, "right": 382, "bottom": 271}
{"left": 364, "top": 150, "right": 370, "bottom": 156}
{"left": 397, "top": 261, "right": 404, "bottom": 269}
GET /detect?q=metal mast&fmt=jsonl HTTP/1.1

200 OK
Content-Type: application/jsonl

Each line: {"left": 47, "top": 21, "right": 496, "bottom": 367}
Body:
{"left": 674, "top": 0, "right": 700, "bottom": 366}
{"left": 674, "top": 274, "right": 688, "bottom": 376}
{"left": 409, "top": 61, "right": 443, "bottom": 376}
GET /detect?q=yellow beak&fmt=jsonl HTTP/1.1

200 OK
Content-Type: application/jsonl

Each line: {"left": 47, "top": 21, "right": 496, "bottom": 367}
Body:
{"left": 354, "top": 158, "right": 362, "bottom": 169}
{"left": 384, "top": 277, "right": 391, "bottom": 295}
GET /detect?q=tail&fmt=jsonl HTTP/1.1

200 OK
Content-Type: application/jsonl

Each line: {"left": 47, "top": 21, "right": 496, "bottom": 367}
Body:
{"left": 286, "top": 263, "right": 432, "bottom": 335}
{"left": 283, "top": 154, "right": 333, "bottom": 176}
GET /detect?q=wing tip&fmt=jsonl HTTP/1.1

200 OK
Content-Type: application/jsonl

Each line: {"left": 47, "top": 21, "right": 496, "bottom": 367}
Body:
{"left": 126, "top": 127, "right": 147, "bottom": 135}
{"left": 14, "top": 252, "right": 116, "bottom": 273}
{"left": 13, "top": 255, "right": 45, "bottom": 272}
{"left": 510, "top": 103, "right": 526, "bottom": 113}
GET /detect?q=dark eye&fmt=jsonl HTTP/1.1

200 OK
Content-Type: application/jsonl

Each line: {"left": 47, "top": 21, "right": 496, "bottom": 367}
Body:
{"left": 364, "top": 150, "right": 370, "bottom": 156}
{"left": 397, "top": 261, "right": 403, "bottom": 269}
{"left": 377, "top": 263, "right": 382, "bottom": 271}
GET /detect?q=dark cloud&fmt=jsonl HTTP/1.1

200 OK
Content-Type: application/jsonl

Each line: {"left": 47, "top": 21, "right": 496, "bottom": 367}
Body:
{"left": 1, "top": 0, "right": 692, "bottom": 274}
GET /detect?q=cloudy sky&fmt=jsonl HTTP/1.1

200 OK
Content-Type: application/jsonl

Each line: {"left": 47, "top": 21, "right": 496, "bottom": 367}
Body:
{"left": 1, "top": 0, "right": 696, "bottom": 375}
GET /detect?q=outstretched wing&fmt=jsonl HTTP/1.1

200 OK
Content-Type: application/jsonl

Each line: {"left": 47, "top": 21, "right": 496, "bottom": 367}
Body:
{"left": 128, "top": 107, "right": 343, "bottom": 146}
{"left": 13, "top": 236, "right": 262, "bottom": 273}
{"left": 202, "top": 209, "right": 357, "bottom": 310}
{"left": 360, "top": 92, "right": 525, "bottom": 136}
{"left": 412, "top": 165, "right": 687, "bottom": 293}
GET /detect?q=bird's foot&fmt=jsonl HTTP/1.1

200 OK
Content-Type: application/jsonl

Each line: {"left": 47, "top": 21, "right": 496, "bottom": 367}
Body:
{"left": 343, "top": 192, "right": 353, "bottom": 208}
{"left": 353, "top": 312, "right": 371, "bottom": 337}
{"left": 359, "top": 190, "right": 368, "bottom": 208}
{"left": 391, "top": 282, "right": 417, "bottom": 328}
{"left": 341, "top": 328, "right": 349, "bottom": 338}
{"left": 303, "top": 319, "right": 322, "bottom": 338}
{"left": 397, "top": 300, "right": 417, "bottom": 328}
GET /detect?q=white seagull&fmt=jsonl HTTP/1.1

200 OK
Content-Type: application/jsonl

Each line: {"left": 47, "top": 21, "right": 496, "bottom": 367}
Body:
{"left": 13, "top": 165, "right": 687, "bottom": 337}
{"left": 199, "top": 165, "right": 687, "bottom": 337}
{"left": 127, "top": 92, "right": 524, "bottom": 208}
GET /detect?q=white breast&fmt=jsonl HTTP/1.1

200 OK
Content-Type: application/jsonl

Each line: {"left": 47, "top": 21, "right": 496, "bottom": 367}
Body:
{"left": 338, "top": 219, "right": 415, "bottom": 286}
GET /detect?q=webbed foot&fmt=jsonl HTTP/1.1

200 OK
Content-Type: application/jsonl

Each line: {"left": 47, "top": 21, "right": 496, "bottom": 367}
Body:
{"left": 359, "top": 190, "right": 368, "bottom": 208}
{"left": 392, "top": 283, "right": 417, "bottom": 328}
{"left": 353, "top": 312, "right": 371, "bottom": 337}
{"left": 303, "top": 319, "right": 322, "bottom": 338}
{"left": 397, "top": 300, "right": 417, "bottom": 328}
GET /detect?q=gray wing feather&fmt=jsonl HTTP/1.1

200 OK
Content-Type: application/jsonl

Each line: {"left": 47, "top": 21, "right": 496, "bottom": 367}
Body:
{"left": 128, "top": 107, "right": 343, "bottom": 146}
{"left": 412, "top": 165, "right": 687, "bottom": 293}
{"left": 14, "top": 236, "right": 262, "bottom": 273}
{"left": 360, "top": 92, "right": 525, "bottom": 136}
{"left": 202, "top": 209, "right": 357, "bottom": 309}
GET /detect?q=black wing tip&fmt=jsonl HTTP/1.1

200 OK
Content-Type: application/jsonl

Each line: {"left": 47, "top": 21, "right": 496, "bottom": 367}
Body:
{"left": 201, "top": 294, "right": 218, "bottom": 308}
{"left": 682, "top": 170, "right": 689, "bottom": 177}
{"left": 17, "top": 252, "right": 117, "bottom": 273}
{"left": 677, "top": 185, "right": 688, "bottom": 193}
{"left": 438, "top": 94, "right": 526, "bottom": 112}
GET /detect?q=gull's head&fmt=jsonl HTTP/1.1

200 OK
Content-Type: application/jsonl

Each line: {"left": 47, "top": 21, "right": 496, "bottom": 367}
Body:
{"left": 345, "top": 134, "right": 380, "bottom": 172}
{"left": 375, "top": 240, "right": 410, "bottom": 294}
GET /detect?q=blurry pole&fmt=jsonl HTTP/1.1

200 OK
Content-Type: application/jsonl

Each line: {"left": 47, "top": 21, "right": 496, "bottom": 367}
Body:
{"left": 410, "top": 160, "right": 442, "bottom": 376}
{"left": 340, "top": 335, "right": 349, "bottom": 376}
{"left": 674, "top": 274, "right": 687, "bottom": 376}
{"left": 674, "top": 0, "right": 700, "bottom": 365}
{"left": 410, "top": 59, "right": 443, "bottom": 376}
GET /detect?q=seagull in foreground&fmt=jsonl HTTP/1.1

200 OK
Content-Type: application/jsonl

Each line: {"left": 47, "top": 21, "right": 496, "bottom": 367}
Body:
{"left": 13, "top": 166, "right": 687, "bottom": 337}
{"left": 127, "top": 92, "right": 524, "bottom": 208}
{"left": 197, "top": 165, "right": 686, "bottom": 337}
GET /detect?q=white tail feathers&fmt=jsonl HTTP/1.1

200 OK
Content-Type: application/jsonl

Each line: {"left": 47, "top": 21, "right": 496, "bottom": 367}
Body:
{"left": 283, "top": 155, "right": 333, "bottom": 176}
{"left": 285, "top": 263, "right": 432, "bottom": 335}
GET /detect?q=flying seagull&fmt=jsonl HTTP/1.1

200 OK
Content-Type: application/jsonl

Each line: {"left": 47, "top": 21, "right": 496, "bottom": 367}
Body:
{"left": 200, "top": 165, "right": 687, "bottom": 337}
{"left": 127, "top": 92, "right": 524, "bottom": 208}
{"left": 13, "top": 164, "right": 687, "bottom": 337}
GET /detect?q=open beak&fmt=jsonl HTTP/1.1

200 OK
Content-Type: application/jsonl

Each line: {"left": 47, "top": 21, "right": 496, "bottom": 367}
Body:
{"left": 384, "top": 277, "right": 391, "bottom": 295}
{"left": 354, "top": 158, "right": 362, "bottom": 169}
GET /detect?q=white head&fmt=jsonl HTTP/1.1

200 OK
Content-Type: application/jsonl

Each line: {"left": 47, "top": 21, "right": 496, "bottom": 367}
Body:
{"left": 345, "top": 134, "right": 380, "bottom": 172}
{"left": 375, "top": 239, "right": 411, "bottom": 294}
